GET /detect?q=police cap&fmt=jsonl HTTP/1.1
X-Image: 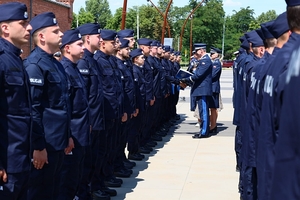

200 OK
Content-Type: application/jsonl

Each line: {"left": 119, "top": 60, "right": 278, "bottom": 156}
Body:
{"left": 101, "top": 29, "right": 117, "bottom": 41}
{"left": 30, "top": 12, "right": 58, "bottom": 35}
{"left": 118, "top": 29, "right": 134, "bottom": 38}
{"left": 78, "top": 23, "right": 101, "bottom": 36}
{"left": 130, "top": 48, "right": 143, "bottom": 59}
{"left": 0, "top": 2, "right": 28, "bottom": 22}
{"left": 60, "top": 29, "right": 82, "bottom": 49}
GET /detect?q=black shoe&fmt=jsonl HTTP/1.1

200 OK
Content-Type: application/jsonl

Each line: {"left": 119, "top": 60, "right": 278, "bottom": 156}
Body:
{"left": 156, "top": 131, "right": 167, "bottom": 136}
{"left": 114, "top": 169, "right": 131, "bottom": 178}
{"left": 128, "top": 153, "right": 144, "bottom": 161}
{"left": 124, "top": 161, "right": 134, "bottom": 169}
{"left": 175, "top": 114, "right": 181, "bottom": 120}
{"left": 236, "top": 165, "right": 240, "bottom": 172}
{"left": 139, "top": 147, "right": 151, "bottom": 154}
{"left": 209, "top": 126, "right": 218, "bottom": 134}
{"left": 101, "top": 187, "right": 117, "bottom": 197}
{"left": 151, "top": 135, "right": 163, "bottom": 141}
{"left": 192, "top": 134, "right": 208, "bottom": 139}
{"left": 104, "top": 178, "right": 122, "bottom": 188}
{"left": 146, "top": 141, "right": 157, "bottom": 147}
{"left": 91, "top": 190, "right": 110, "bottom": 200}
{"left": 159, "top": 127, "right": 169, "bottom": 132}
{"left": 124, "top": 159, "right": 136, "bottom": 166}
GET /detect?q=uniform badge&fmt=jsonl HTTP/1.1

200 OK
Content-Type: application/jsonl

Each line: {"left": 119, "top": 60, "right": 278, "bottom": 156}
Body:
{"left": 202, "top": 62, "right": 205, "bottom": 65}
{"left": 121, "top": 76, "right": 124, "bottom": 79}
{"left": 78, "top": 33, "right": 81, "bottom": 39}
{"left": 24, "top": 12, "right": 28, "bottom": 19}
{"left": 213, "top": 65, "right": 216, "bottom": 68}
{"left": 98, "top": 29, "right": 101, "bottom": 33}
{"left": 53, "top": 18, "right": 57, "bottom": 24}
{"left": 79, "top": 69, "right": 89, "bottom": 74}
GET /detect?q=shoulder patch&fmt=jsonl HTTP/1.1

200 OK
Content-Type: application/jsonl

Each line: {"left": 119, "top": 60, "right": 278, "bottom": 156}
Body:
{"left": 79, "top": 69, "right": 89, "bottom": 74}
{"left": 29, "top": 78, "right": 44, "bottom": 86}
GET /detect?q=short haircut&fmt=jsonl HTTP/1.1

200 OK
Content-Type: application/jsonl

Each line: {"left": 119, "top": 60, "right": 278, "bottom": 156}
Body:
{"left": 287, "top": 5, "right": 300, "bottom": 31}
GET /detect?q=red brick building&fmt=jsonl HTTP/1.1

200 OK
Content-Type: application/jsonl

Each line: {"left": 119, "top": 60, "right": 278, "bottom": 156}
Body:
{"left": 0, "top": 0, "right": 74, "bottom": 57}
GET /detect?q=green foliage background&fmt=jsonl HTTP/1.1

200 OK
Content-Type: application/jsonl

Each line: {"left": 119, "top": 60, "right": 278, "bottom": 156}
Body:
{"left": 72, "top": 0, "right": 278, "bottom": 60}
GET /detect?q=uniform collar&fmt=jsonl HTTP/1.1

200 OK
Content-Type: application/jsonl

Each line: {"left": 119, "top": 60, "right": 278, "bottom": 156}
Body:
{"left": 84, "top": 48, "right": 94, "bottom": 58}
{"left": 34, "top": 46, "right": 54, "bottom": 59}
{"left": 61, "top": 56, "right": 77, "bottom": 68}
{"left": 0, "top": 38, "right": 22, "bottom": 56}
{"left": 97, "top": 50, "right": 110, "bottom": 59}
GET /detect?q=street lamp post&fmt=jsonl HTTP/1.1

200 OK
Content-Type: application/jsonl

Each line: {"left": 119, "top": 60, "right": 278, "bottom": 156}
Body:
{"left": 179, "top": 0, "right": 205, "bottom": 51}
{"left": 146, "top": 0, "right": 171, "bottom": 38}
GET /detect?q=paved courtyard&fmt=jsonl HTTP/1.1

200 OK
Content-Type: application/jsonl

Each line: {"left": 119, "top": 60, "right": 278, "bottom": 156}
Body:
{"left": 112, "top": 69, "right": 239, "bottom": 200}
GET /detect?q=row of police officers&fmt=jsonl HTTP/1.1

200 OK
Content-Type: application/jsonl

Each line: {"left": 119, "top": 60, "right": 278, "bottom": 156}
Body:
{"left": 0, "top": 2, "right": 184, "bottom": 200}
{"left": 232, "top": 0, "right": 300, "bottom": 199}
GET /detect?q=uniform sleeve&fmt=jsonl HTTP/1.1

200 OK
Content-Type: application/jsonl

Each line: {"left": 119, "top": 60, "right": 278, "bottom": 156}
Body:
{"left": 25, "top": 63, "right": 46, "bottom": 151}
{"left": 191, "top": 59, "right": 212, "bottom": 82}
{"left": 212, "top": 61, "right": 222, "bottom": 82}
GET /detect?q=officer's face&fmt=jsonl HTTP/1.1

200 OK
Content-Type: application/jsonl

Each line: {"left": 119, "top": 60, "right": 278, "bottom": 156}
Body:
{"left": 125, "top": 37, "right": 135, "bottom": 49}
{"left": 3, "top": 20, "right": 32, "bottom": 48}
{"left": 177, "top": 56, "right": 182, "bottom": 62}
{"left": 114, "top": 38, "right": 121, "bottom": 50}
{"left": 121, "top": 47, "right": 130, "bottom": 59}
{"left": 134, "top": 55, "right": 145, "bottom": 66}
{"left": 157, "top": 47, "right": 163, "bottom": 55}
{"left": 90, "top": 34, "right": 101, "bottom": 50}
{"left": 102, "top": 40, "right": 115, "bottom": 55}
{"left": 141, "top": 45, "right": 150, "bottom": 56}
{"left": 151, "top": 46, "right": 157, "bottom": 55}
{"left": 43, "top": 25, "right": 63, "bottom": 48}
{"left": 67, "top": 40, "right": 85, "bottom": 62}
{"left": 164, "top": 52, "right": 170, "bottom": 59}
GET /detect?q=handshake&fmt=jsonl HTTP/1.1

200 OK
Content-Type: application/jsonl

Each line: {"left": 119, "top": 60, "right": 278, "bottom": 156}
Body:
{"left": 179, "top": 77, "right": 194, "bottom": 88}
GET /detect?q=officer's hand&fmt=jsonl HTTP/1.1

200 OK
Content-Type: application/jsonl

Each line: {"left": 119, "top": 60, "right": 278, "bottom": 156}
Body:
{"left": 0, "top": 169, "right": 7, "bottom": 182}
{"left": 122, "top": 113, "right": 128, "bottom": 122}
{"left": 65, "top": 137, "right": 75, "bottom": 155}
{"left": 150, "top": 99, "right": 155, "bottom": 106}
{"left": 135, "top": 108, "right": 139, "bottom": 116}
{"left": 33, "top": 149, "right": 48, "bottom": 170}
{"left": 179, "top": 82, "right": 187, "bottom": 89}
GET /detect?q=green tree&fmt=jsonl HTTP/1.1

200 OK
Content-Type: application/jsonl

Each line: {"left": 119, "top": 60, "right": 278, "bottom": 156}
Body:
{"left": 85, "top": 0, "right": 112, "bottom": 28}
{"left": 256, "top": 10, "right": 277, "bottom": 24}
{"left": 231, "top": 6, "right": 255, "bottom": 33}
{"left": 248, "top": 20, "right": 260, "bottom": 31}
{"left": 105, "top": 7, "right": 122, "bottom": 30}
{"left": 71, "top": 8, "right": 95, "bottom": 28}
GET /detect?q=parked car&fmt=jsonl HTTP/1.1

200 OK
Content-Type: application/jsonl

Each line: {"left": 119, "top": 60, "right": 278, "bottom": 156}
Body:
{"left": 222, "top": 60, "right": 234, "bottom": 68}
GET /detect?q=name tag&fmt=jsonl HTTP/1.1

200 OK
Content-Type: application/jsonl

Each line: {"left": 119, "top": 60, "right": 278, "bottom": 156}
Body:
{"left": 79, "top": 69, "right": 89, "bottom": 74}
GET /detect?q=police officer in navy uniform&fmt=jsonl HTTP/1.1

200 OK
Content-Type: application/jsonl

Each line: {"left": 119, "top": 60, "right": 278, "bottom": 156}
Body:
{"left": 93, "top": 29, "right": 126, "bottom": 199}
{"left": 129, "top": 48, "right": 147, "bottom": 161}
{"left": 137, "top": 38, "right": 158, "bottom": 151}
{"left": 24, "top": 12, "right": 73, "bottom": 199}
{"left": 181, "top": 43, "right": 213, "bottom": 138}
{"left": 58, "top": 29, "right": 90, "bottom": 200}
{"left": 117, "top": 29, "right": 140, "bottom": 167}
{"left": 0, "top": 2, "right": 32, "bottom": 199}
{"left": 76, "top": 23, "right": 109, "bottom": 200}
{"left": 208, "top": 47, "right": 222, "bottom": 133}
{"left": 114, "top": 38, "right": 135, "bottom": 178}
{"left": 255, "top": 12, "right": 290, "bottom": 200}
{"left": 262, "top": 1, "right": 300, "bottom": 199}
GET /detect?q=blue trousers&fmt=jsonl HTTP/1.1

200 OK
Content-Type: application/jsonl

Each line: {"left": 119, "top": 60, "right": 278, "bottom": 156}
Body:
{"left": 28, "top": 150, "right": 64, "bottom": 200}
{"left": 0, "top": 171, "right": 29, "bottom": 200}
{"left": 196, "top": 96, "right": 210, "bottom": 135}
{"left": 58, "top": 145, "right": 86, "bottom": 200}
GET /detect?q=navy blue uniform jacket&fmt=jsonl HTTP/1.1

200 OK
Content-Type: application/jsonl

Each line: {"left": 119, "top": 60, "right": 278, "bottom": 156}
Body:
{"left": 0, "top": 38, "right": 31, "bottom": 173}
{"left": 77, "top": 49, "right": 104, "bottom": 131}
{"left": 190, "top": 54, "right": 212, "bottom": 97}
{"left": 61, "top": 57, "right": 90, "bottom": 147}
{"left": 24, "top": 46, "right": 71, "bottom": 152}
{"left": 94, "top": 51, "right": 124, "bottom": 120}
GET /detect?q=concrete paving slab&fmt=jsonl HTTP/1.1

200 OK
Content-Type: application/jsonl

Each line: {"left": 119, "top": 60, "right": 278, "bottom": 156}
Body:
{"left": 111, "top": 69, "right": 239, "bottom": 200}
